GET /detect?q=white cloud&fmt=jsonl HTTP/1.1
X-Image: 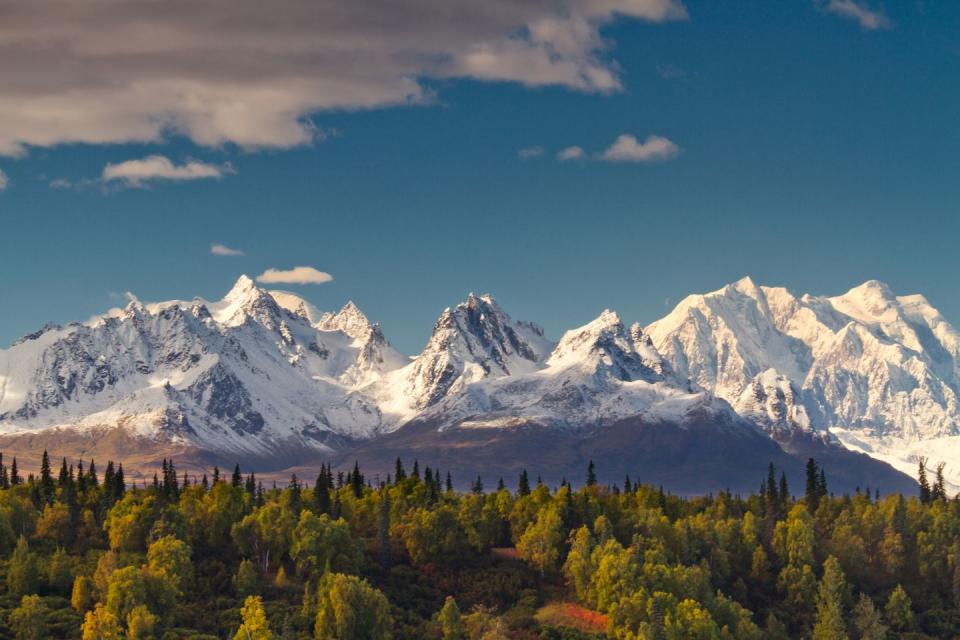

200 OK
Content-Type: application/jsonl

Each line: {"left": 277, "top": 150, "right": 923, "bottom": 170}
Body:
{"left": 557, "top": 146, "right": 585, "bottom": 161}
{"left": 0, "top": 0, "right": 687, "bottom": 156}
{"left": 821, "top": 0, "right": 891, "bottom": 30}
{"left": 48, "top": 178, "right": 72, "bottom": 189}
{"left": 600, "top": 134, "right": 680, "bottom": 163}
{"left": 518, "top": 146, "right": 544, "bottom": 159}
{"left": 101, "top": 155, "right": 233, "bottom": 187}
{"left": 0, "top": 169, "right": 7, "bottom": 191}
{"left": 255, "top": 266, "right": 333, "bottom": 285}
{"left": 211, "top": 243, "right": 245, "bottom": 257}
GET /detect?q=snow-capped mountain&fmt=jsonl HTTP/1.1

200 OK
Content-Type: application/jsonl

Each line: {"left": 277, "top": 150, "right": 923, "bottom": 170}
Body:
{"left": 0, "top": 275, "right": 921, "bottom": 493}
{"left": 646, "top": 277, "right": 960, "bottom": 485}
{"left": 0, "top": 276, "right": 411, "bottom": 465}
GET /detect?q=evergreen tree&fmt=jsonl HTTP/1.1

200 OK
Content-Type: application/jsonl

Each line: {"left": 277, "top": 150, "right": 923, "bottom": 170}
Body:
{"left": 852, "top": 593, "right": 888, "bottom": 640}
{"left": 932, "top": 462, "right": 947, "bottom": 501}
{"left": 212, "top": 466, "right": 221, "bottom": 484}
{"left": 395, "top": 457, "right": 406, "bottom": 482}
{"left": 885, "top": 585, "right": 914, "bottom": 632}
{"left": 10, "top": 456, "right": 19, "bottom": 485}
{"left": 232, "top": 463, "right": 243, "bottom": 488}
{"left": 778, "top": 471, "right": 790, "bottom": 507}
{"left": 918, "top": 457, "right": 931, "bottom": 504}
{"left": 623, "top": 474, "right": 632, "bottom": 494}
{"left": 437, "top": 596, "right": 465, "bottom": 640}
{"left": 446, "top": 471, "right": 453, "bottom": 492}
{"left": 39, "top": 450, "right": 54, "bottom": 504}
{"left": 412, "top": 459, "right": 420, "bottom": 480}
{"left": 315, "top": 465, "right": 331, "bottom": 515}
{"left": 10, "top": 595, "right": 48, "bottom": 640}
{"left": 7, "top": 536, "right": 39, "bottom": 598}
{"left": 351, "top": 461, "right": 364, "bottom": 498}
{"left": 518, "top": 469, "right": 531, "bottom": 496}
{"left": 87, "top": 459, "right": 98, "bottom": 487}
{"left": 471, "top": 476, "right": 483, "bottom": 494}
{"left": 58, "top": 457, "right": 69, "bottom": 487}
{"left": 586, "top": 460, "right": 597, "bottom": 486}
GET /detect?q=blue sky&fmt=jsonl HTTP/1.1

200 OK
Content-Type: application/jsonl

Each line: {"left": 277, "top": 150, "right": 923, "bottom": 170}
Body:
{"left": 1, "top": 0, "right": 958, "bottom": 354}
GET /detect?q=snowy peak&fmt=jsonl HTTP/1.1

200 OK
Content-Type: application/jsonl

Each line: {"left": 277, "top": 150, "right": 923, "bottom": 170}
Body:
{"left": 404, "top": 293, "right": 552, "bottom": 409}
{"left": 215, "top": 275, "right": 285, "bottom": 329}
{"left": 318, "top": 301, "right": 373, "bottom": 341}
{"left": 548, "top": 310, "right": 637, "bottom": 377}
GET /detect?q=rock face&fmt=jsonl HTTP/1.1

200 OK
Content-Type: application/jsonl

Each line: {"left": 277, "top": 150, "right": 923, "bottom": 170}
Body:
{"left": 646, "top": 277, "right": 960, "bottom": 485}
{"left": 0, "top": 276, "right": 922, "bottom": 493}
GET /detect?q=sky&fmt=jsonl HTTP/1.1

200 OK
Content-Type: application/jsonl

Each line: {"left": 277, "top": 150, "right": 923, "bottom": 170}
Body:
{"left": 1, "top": 0, "right": 958, "bottom": 354}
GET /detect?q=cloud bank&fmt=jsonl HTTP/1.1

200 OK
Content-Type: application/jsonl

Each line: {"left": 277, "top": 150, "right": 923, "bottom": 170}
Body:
{"left": 255, "top": 266, "right": 333, "bottom": 285}
{"left": 0, "top": 0, "right": 687, "bottom": 157}
{"left": 101, "top": 156, "right": 233, "bottom": 186}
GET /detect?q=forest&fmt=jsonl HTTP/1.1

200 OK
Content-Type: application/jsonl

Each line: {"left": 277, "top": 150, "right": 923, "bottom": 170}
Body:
{"left": 0, "top": 451, "right": 953, "bottom": 639}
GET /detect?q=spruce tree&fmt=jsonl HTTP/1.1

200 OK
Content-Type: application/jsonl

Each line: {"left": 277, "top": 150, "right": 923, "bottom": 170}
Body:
{"left": 918, "top": 457, "right": 931, "bottom": 504}
{"left": 586, "top": 460, "right": 597, "bottom": 486}
{"left": 40, "top": 450, "right": 54, "bottom": 504}
{"left": 10, "top": 457, "right": 19, "bottom": 485}
{"left": 394, "top": 458, "right": 406, "bottom": 482}
{"left": 87, "top": 460, "right": 98, "bottom": 487}
{"left": 778, "top": 471, "right": 790, "bottom": 507}
{"left": 232, "top": 464, "right": 243, "bottom": 488}
{"left": 351, "top": 462, "right": 364, "bottom": 499}
{"left": 445, "top": 471, "right": 453, "bottom": 492}
{"left": 518, "top": 469, "right": 531, "bottom": 497}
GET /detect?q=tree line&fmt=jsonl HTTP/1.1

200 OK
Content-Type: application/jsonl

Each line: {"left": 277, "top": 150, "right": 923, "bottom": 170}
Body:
{"left": 0, "top": 450, "right": 954, "bottom": 639}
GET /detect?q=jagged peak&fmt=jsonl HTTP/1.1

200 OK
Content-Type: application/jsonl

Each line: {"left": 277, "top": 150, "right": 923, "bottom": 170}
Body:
{"left": 318, "top": 301, "right": 373, "bottom": 341}
{"left": 224, "top": 274, "right": 257, "bottom": 300}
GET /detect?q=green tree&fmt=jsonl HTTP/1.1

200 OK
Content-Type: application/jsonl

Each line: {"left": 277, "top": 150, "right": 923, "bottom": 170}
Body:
{"left": 146, "top": 535, "right": 193, "bottom": 594}
{"left": 436, "top": 596, "right": 465, "bottom": 640}
{"left": 7, "top": 535, "right": 39, "bottom": 598}
{"left": 235, "top": 558, "right": 259, "bottom": 598}
{"left": 812, "top": 556, "right": 848, "bottom": 640}
{"left": 884, "top": 585, "right": 913, "bottom": 632}
{"left": 396, "top": 506, "right": 468, "bottom": 567}
{"left": 46, "top": 546, "right": 74, "bottom": 595}
{"left": 290, "top": 511, "right": 361, "bottom": 577}
{"left": 516, "top": 505, "right": 564, "bottom": 575}
{"left": 234, "top": 595, "right": 274, "bottom": 640}
{"left": 105, "top": 565, "right": 149, "bottom": 624}
{"left": 9, "top": 595, "right": 47, "bottom": 640}
{"left": 231, "top": 502, "right": 296, "bottom": 573}
{"left": 315, "top": 573, "right": 392, "bottom": 640}
{"left": 852, "top": 593, "right": 888, "bottom": 640}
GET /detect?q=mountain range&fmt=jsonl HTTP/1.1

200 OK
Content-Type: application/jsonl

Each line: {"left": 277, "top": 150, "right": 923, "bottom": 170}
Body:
{"left": 1, "top": 275, "right": 949, "bottom": 494}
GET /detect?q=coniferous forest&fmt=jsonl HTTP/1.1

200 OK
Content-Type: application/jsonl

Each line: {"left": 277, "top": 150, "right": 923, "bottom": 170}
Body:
{"left": 0, "top": 451, "right": 954, "bottom": 639}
